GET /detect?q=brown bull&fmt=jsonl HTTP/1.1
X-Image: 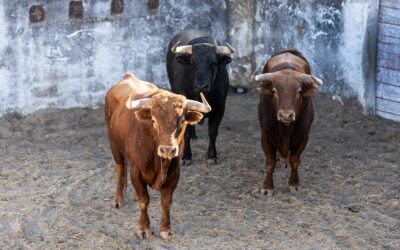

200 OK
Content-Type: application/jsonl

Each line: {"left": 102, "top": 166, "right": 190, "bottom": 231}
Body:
{"left": 251, "top": 49, "right": 323, "bottom": 196}
{"left": 105, "top": 72, "right": 210, "bottom": 239}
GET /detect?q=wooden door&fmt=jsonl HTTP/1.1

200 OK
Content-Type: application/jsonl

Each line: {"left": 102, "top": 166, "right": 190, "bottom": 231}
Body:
{"left": 376, "top": 0, "right": 400, "bottom": 121}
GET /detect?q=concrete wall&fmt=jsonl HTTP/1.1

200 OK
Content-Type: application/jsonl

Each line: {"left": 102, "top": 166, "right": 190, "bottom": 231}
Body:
{"left": 228, "top": 0, "right": 379, "bottom": 115}
{"left": 0, "top": 0, "right": 227, "bottom": 114}
{"left": 0, "top": 0, "right": 380, "bottom": 116}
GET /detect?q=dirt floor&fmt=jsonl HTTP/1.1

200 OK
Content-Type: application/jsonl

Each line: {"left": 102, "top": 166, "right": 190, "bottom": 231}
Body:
{"left": 0, "top": 91, "right": 399, "bottom": 249}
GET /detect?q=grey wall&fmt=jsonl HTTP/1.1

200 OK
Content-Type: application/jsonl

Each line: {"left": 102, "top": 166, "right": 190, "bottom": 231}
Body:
{"left": 228, "top": 0, "right": 379, "bottom": 115}
{"left": 0, "top": 0, "right": 380, "bottom": 116}
{"left": 0, "top": 0, "right": 227, "bottom": 114}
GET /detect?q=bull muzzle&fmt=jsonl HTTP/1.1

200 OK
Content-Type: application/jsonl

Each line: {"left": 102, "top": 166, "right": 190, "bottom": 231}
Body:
{"left": 277, "top": 110, "right": 296, "bottom": 125}
{"left": 158, "top": 145, "right": 179, "bottom": 159}
{"left": 194, "top": 84, "right": 210, "bottom": 94}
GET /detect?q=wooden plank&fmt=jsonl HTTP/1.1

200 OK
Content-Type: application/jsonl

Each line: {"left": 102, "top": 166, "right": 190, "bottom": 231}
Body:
{"left": 376, "top": 98, "right": 400, "bottom": 116}
{"left": 380, "top": 0, "right": 400, "bottom": 10}
{"left": 378, "top": 42, "right": 400, "bottom": 54}
{"left": 378, "top": 23, "right": 400, "bottom": 38}
{"left": 376, "top": 110, "right": 400, "bottom": 122}
{"left": 377, "top": 67, "right": 400, "bottom": 87}
{"left": 380, "top": 0, "right": 400, "bottom": 9}
{"left": 378, "top": 35, "right": 400, "bottom": 46}
{"left": 379, "top": 6, "right": 400, "bottom": 25}
{"left": 377, "top": 51, "right": 400, "bottom": 70}
{"left": 376, "top": 83, "right": 400, "bottom": 102}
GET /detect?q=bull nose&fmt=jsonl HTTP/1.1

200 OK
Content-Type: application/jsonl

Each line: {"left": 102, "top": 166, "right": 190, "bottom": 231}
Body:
{"left": 194, "top": 85, "right": 210, "bottom": 94}
{"left": 277, "top": 110, "right": 296, "bottom": 123}
{"left": 158, "top": 145, "right": 178, "bottom": 159}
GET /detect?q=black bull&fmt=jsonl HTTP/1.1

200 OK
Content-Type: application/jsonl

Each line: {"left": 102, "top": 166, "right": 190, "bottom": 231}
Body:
{"left": 166, "top": 29, "right": 234, "bottom": 164}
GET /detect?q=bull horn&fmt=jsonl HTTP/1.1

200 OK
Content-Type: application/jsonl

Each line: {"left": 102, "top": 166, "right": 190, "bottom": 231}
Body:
{"left": 185, "top": 92, "right": 211, "bottom": 113}
{"left": 126, "top": 97, "right": 152, "bottom": 110}
{"left": 300, "top": 74, "right": 324, "bottom": 86}
{"left": 250, "top": 69, "right": 259, "bottom": 82}
{"left": 251, "top": 71, "right": 276, "bottom": 82}
{"left": 216, "top": 43, "right": 235, "bottom": 55}
{"left": 171, "top": 41, "right": 193, "bottom": 55}
{"left": 225, "top": 43, "right": 236, "bottom": 53}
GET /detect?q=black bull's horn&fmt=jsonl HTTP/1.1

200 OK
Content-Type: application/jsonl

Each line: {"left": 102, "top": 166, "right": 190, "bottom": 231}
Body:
{"left": 171, "top": 41, "right": 235, "bottom": 55}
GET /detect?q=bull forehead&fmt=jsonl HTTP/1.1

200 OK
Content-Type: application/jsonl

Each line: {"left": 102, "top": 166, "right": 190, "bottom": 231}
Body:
{"left": 192, "top": 44, "right": 217, "bottom": 60}
{"left": 151, "top": 93, "right": 186, "bottom": 119}
{"left": 273, "top": 71, "right": 302, "bottom": 91}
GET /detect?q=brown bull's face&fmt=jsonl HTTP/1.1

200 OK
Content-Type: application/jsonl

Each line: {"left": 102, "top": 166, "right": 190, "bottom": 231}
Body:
{"left": 134, "top": 93, "right": 204, "bottom": 159}
{"left": 258, "top": 70, "right": 320, "bottom": 125}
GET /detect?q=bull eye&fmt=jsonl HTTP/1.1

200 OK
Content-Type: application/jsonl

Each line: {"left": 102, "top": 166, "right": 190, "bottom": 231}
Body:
{"left": 272, "top": 87, "right": 278, "bottom": 94}
{"left": 296, "top": 88, "right": 302, "bottom": 96}
{"left": 175, "top": 118, "right": 184, "bottom": 137}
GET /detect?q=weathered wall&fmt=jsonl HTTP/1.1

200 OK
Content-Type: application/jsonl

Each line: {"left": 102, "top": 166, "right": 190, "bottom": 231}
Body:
{"left": 228, "top": 0, "right": 379, "bottom": 115}
{"left": 0, "top": 0, "right": 380, "bottom": 116}
{"left": 0, "top": 0, "right": 227, "bottom": 114}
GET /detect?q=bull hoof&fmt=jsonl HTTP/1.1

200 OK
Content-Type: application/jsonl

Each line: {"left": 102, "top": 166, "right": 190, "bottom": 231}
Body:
{"left": 182, "top": 159, "right": 192, "bottom": 166}
{"left": 261, "top": 188, "right": 274, "bottom": 196}
{"left": 206, "top": 158, "right": 217, "bottom": 165}
{"left": 160, "top": 230, "right": 173, "bottom": 240}
{"left": 288, "top": 185, "right": 299, "bottom": 192}
{"left": 136, "top": 226, "right": 153, "bottom": 239}
{"left": 113, "top": 197, "right": 123, "bottom": 208}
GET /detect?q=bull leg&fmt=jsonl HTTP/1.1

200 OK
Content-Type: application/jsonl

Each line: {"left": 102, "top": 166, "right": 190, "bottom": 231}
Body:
{"left": 110, "top": 143, "right": 127, "bottom": 208}
{"left": 207, "top": 106, "right": 225, "bottom": 164}
{"left": 288, "top": 134, "right": 309, "bottom": 191}
{"left": 182, "top": 126, "right": 194, "bottom": 165}
{"left": 159, "top": 169, "right": 180, "bottom": 240}
{"left": 190, "top": 125, "right": 197, "bottom": 140}
{"left": 131, "top": 171, "right": 152, "bottom": 239}
{"left": 261, "top": 132, "right": 277, "bottom": 196}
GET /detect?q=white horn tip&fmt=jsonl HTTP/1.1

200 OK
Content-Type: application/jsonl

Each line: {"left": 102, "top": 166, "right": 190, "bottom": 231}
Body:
{"left": 125, "top": 100, "right": 132, "bottom": 109}
{"left": 200, "top": 92, "right": 212, "bottom": 112}
{"left": 312, "top": 76, "right": 323, "bottom": 85}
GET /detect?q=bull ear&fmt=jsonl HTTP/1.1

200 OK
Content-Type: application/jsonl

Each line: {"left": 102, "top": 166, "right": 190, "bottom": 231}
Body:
{"left": 185, "top": 111, "right": 203, "bottom": 125}
{"left": 299, "top": 74, "right": 323, "bottom": 96}
{"left": 301, "top": 84, "right": 318, "bottom": 96}
{"left": 135, "top": 109, "right": 152, "bottom": 121}
{"left": 176, "top": 54, "right": 191, "bottom": 65}
{"left": 257, "top": 82, "right": 274, "bottom": 95}
{"left": 217, "top": 55, "right": 232, "bottom": 65}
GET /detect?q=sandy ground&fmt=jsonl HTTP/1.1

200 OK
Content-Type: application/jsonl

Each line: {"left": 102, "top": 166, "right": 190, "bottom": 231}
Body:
{"left": 0, "top": 91, "right": 399, "bottom": 249}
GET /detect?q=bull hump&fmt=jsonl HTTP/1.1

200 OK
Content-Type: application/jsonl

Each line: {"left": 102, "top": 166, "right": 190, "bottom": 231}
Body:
{"left": 122, "top": 78, "right": 159, "bottom": 99}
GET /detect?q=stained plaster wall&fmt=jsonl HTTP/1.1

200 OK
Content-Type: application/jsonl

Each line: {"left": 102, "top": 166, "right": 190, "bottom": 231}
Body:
{"left": 0, "top": 0, "right": 227, "bottom": 114}
{"left": 0, "top": 0, "right": 379, "bottom": 116}
{"left": 228, "top": 0, "right": 379, "bottom": 115}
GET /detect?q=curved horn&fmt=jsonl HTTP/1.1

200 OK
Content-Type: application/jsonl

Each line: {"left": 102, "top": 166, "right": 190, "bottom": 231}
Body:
{"left": 216, "top": 43, "right": 235, "bottom": 55}
{"left": 171, "top": 41, "right": 193, "bottom": 55}
{"left": 126, "top": 97, "right": 152, "bottom": 110}
{"left": 299, "top": 74, "right": 324, "bottom": 86}
{"left": 225, "top": 43, "right": 236, "bottom": 53}
{"left": 251, "top": 71, "right": 277, "bottom": 82}
{"left": 171, "top": 41, "right": 181, "bottom": 54}
{"left": 185, "top": 92, "right": 211, "bottom": 113}
{"left": 250, "top": 69, "right": 259, "bottom": 82}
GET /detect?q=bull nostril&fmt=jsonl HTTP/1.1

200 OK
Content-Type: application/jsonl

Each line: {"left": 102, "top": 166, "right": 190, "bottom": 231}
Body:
{"left": 160, "top": 147, "right": 166, "bottom": 154}
{"left": 171, "top": 147, "right": 177, "bottom": 155}
{"left": 278, "top": 110, "right": 295, "bottom": 122}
